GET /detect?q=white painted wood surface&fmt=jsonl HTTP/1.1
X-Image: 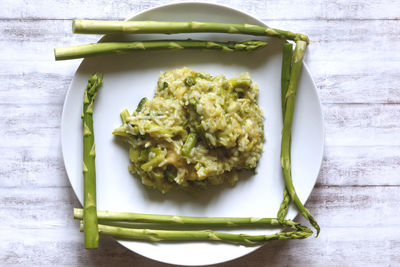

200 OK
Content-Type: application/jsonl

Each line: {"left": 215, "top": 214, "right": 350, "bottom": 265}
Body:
{"left": 1, "top": 0, "right": 399, "bottom": 266}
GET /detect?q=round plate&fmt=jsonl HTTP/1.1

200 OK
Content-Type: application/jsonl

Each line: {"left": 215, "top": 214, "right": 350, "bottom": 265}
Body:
{"left": 62, "top": 2, "right": 324, "bottom": 266}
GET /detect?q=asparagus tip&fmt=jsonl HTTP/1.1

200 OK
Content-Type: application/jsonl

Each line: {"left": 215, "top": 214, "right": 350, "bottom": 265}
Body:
{"left": 314, "top": 225, "right": 320, "bottom": 237}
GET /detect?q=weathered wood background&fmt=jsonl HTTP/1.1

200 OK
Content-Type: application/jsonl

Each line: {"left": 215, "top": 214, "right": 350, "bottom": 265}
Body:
{"left": 1, "top": 0, "right": 399, "bottom": 266}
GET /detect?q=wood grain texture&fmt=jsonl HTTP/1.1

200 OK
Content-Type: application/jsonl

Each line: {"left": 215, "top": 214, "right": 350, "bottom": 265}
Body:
{"left": 1, "top": 0, "right": 400, "bottom": 20}
{"left": 1, "top": 0, "right": 399, "bottom": 266}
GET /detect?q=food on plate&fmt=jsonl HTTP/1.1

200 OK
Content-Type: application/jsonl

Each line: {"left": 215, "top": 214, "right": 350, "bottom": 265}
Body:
{"left": 113, "top": 67, "right": 265, "bottom": 193}
{"left": 61, "top": 13, "right": 319, "bottom": 247}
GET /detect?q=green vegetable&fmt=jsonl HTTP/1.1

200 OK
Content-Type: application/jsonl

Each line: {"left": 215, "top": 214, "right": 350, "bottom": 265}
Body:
{"left": 54, "top": 40, "right": 268, "bottom": 60}
{"left": 184, "top": 76, "right": 196, "bottom": 87}
{"left": 277, "top": 43, "right": 293, "bottom": 223}
{"left": 277, "top": 187, "right": 290, "bottom": 223}
{"left": 111, "top": 124, "right": 130, "bottom": 137}
{"left": 137, "top": 148, "right": 149, "bottom": 162}
{"left": 228, "top": 78, "right": 252, "bottom": 90}
{"left": 136, "top": 97, "right": 147, "bottom": 112}
{"left": 281, "top": 43, "right": 293, "bottom": 115}
{"left": 141, "top": 147, "right": 165, "bottom": 171}
{"left": 72, "top": 20, "right": 309, "bottom": 43}
{"left": 128, "top": 147, "right": 140, "bottom": 162}
{"left": 120, "top": 109, "right": 130, "bottom": 123}
{"left": 182, "top": 132, "right": 197, "bottom": 156}
{"left": 79, "top": 222, "right": 311, "bottom": 245}
{"left": 280, "top": 40, "right": 320, "bottom": 235}
{"left": 197, "top": 73, "right": 211, "bottom": 81}
{"left": 73, "top": 208, "right": 310, "bottom": 231}
{"left": 161, "top": 82, "right": 169, "bottom": 90}
{"left": 142, "top": 124, "right": 187, "bottom": 138}
{"left": 82, "top": 73, "right": 102, "bottom": 249}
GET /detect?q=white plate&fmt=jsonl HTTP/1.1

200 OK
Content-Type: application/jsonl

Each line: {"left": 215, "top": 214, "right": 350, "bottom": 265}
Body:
{"left": 62, "top": 2, "right": 324, "bottom": 266}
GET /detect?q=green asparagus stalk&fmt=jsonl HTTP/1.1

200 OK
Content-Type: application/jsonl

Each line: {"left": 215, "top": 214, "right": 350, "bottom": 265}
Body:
{"left": 277, "top": 43, "right": 293, "bottom": 223}
{"left": 281, "top": 43, "right": 293, "bottom": 115}
{"left": 72, "top": 20, "right": 309, "bottom": 43}
{"left": 280, "top": 40, "right": 320, "bottom": 236}
{"left": 54, "top": 40, "right": 268, "bottom": 60}
{"left": 79, "top": 222, "right": 312, "bottom": 246}
{"left": 277, "top": 187, "right": 290, "bottom": 223}
{"left": 82, "top": 74, "right": 102, "bottom": 248}
{"left": 73, "top": 208, "right": 309, "bottom": 230}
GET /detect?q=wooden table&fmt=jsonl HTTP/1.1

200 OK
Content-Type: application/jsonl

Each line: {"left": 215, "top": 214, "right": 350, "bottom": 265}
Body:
{"left": 1, "top": 0, "right": 399, "bottom": 266}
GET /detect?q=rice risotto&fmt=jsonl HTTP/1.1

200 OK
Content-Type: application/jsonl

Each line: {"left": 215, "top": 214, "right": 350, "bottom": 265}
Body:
{"left": 113, "top": 67, "right": 265, "bottom": 193}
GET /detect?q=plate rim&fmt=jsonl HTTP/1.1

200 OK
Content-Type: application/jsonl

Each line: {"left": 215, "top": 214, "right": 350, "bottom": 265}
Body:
{"left": 61, "top": 2, "right": 325, "bottom": 266}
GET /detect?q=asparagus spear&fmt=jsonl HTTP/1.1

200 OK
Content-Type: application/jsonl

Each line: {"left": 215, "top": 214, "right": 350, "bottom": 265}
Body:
{"left": 277, "top": 43, "right": 293, "bottom": 223}
{"left": 281, "top": 43, "right": 293, "bottom": 115}
{"left": 73, "top": 208, "right": 309, "bottom": 230}
{"left": 72, "top": 20, "right": 309, "bottom": 43}
{"left": 79, "top": 222, "right": 312, "bottom": 246}
{"left": 54, "top": 40, "right": 268, "bottom": 60}
{"left": 280, "top": 41, "right": 320, "bottom": 235}
{"left": 182, "top": 132, "right": 197, "bottom": 156}
{"left": 82, "top": 73, "right": 102, "bottom": 248}
{"left": 120, "top": 109, "right": 130, "bottom": 123}
{"left": 136, "top": 97, "right": 148, "bottom": 112}
{"left": 277, "top": 187, "right": 290, "bottom": 223}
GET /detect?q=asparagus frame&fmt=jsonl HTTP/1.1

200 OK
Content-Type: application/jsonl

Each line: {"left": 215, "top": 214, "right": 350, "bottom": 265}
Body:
{"left": 65, "top": 19, "right": 319, "bottom": 246}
